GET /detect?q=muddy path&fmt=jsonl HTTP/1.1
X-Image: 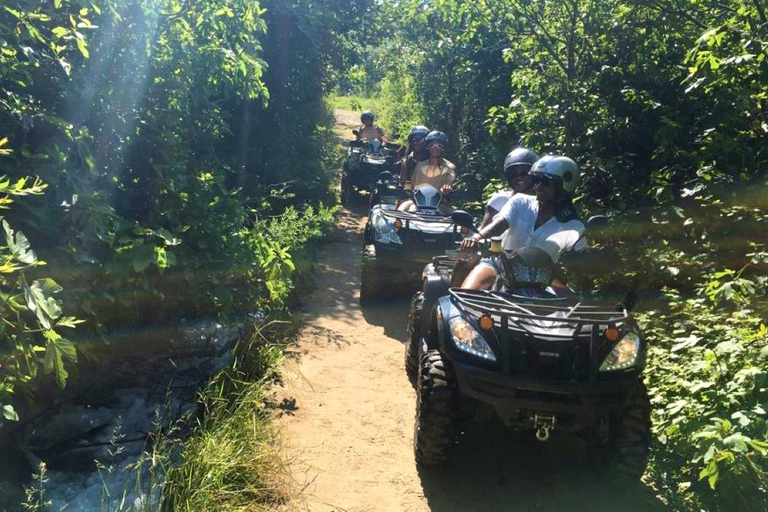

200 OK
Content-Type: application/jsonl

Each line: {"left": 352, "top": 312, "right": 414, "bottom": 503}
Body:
{"left": 272, "top": 111, "right": 668, "bottom": 512}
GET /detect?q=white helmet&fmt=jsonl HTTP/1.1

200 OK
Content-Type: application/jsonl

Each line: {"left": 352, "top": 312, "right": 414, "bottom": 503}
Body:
{"left": 530, "top": 155, "right": 580, "bottom": 195}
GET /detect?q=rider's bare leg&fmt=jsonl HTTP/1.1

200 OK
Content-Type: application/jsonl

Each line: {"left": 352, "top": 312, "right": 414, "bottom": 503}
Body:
{"left": 450, "top": 259, "right": 474, "bottom": 287}
{"left": 397, "top": 199, "right": 415, "bottom": 211}
{"left": 460, "top": 265, "right": 497, "bottom": 290}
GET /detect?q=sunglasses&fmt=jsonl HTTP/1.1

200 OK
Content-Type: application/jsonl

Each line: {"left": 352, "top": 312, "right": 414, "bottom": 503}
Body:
{"left": 412, "top": 137, "right": 424, "bottom": 144}
{"left": 533, "top": 174, "right": 557, "bottom": 186}
{"left": 428, "top": 143, "right": 444, "bottom": 150}
{"left": 507, "top": 171, "right": 530, "bottom": 179}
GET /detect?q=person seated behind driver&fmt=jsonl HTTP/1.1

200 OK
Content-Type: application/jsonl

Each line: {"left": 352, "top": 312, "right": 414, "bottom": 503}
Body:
{"left": 449, "top": 147, "right": 539, "bottom": 286}
{"left": 456, "top": 156, "right": 586, "bottom": 290}
{"left": 398, "top": 125, "right": 431, "bottom": 185}
{"left": 398, "top": 130, "right": 456, "bottom": 213}
{"left": 357, "top": 110, "right": 388, "bottom": 154}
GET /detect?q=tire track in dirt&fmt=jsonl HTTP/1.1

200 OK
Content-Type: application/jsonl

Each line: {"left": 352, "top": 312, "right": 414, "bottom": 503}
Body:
{"left": 272, "top": 110, "right": 668, "bottom": 512}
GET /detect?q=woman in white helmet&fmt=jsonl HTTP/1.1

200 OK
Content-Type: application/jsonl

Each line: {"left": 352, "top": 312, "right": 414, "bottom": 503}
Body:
{"left": 456, "top": 155, "right": 586, "bottom": 290}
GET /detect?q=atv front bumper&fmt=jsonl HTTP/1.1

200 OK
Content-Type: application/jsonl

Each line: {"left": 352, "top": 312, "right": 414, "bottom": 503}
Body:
{"left": 452, "top": 361, "right": 636, "bottom": 430}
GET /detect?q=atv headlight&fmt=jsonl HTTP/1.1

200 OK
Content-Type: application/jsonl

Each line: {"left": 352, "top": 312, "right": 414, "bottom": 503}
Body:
{"left": 372, "top": 213, "right": 402, "bottom": 245}
{"left": 449, "top": 317, "right": 496, "bottom": 361}
{"left": 600, "top": 331, "right": 641, "bottom": 371}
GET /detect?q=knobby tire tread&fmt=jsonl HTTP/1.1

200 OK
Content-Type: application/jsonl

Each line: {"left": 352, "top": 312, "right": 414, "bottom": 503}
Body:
{"left": 414, "top": 350, "right": 459, "bottom": 466}
{"left": 405, "top": 292, "right": 424, "bottom": 381}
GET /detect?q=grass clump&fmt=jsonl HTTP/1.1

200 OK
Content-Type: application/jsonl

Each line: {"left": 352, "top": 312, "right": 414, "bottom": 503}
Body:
{"left": 159, "top": 329, "right": 291, "bottom": 511}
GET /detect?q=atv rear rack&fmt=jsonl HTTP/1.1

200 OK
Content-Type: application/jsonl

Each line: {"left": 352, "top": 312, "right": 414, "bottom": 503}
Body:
{"left": 449, "top": 288, "right": 629, "bottom": 326}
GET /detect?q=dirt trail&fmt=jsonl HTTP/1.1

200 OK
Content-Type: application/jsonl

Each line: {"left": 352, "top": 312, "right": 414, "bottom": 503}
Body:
{"left": 272, "top": 111, "right": 668, "bottom": 512}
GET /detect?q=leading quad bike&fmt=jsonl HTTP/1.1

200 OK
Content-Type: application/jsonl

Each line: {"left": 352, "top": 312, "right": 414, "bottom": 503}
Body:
{"left": 406, "top": 211, "right": 651, "bottom": 480}
{"left": 359, "top": 173, "right": 475, "bottom": 303}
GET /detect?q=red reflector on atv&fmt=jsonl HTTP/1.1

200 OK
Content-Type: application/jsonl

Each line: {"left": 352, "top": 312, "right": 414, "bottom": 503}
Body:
{"left": 604, "top": 327, "right": 621, "bottom": 342}
{"left": 479, "top": 315, "right": 494, "bottom": 331}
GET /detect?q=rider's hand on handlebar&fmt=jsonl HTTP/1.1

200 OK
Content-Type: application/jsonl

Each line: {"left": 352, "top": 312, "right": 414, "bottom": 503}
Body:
{"left": 459, "top": 236, "right": 480, "bottom": 251}
{"left": 440, "top": 184, "right": 453, "bottom": 195}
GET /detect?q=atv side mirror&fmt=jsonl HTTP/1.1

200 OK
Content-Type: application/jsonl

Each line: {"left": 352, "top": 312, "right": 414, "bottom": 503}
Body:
{"left": 352, "top": 129, "right": 359, "bottom": 137}
{"left": 451, "top": 210, "right": 476, "bottom": 230}
{"left": 378, "top": 171, "right": 394, "bottom": 182}
{"left": 616, "top": 291, "right": 638, "bottom": 312}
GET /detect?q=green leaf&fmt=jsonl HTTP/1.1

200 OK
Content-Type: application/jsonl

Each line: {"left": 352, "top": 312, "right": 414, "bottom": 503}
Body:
{"left": 43, "top": 330, "right": 77, "bottom": 389}
{"left": 76, "top": 38, "right": 90, "bottom": 59}
{"left": 56, "top": 316, "right": 84, "bottom": 328}
{"left": 23, "top": 278, "right": 64, "bottom": 329}
{"left": 130, "top": 243, "right": 155, "bottom": 273}
{"left": 3, "top": 221, "right": 38, "bottom": 264}
{"left": 748, "top": 440, "right": 768, "bottom": 454}
{"left": 723, "top": 433, "right": 750, "bottom": 453}
{"left": 2, "top": 404, "right": 19, "bottom": 421}
{"left": 671, "top": 334, "right": 701, "bottom": 352}
{"left": 155, "top": 228, "right": 181, "bottom": 246}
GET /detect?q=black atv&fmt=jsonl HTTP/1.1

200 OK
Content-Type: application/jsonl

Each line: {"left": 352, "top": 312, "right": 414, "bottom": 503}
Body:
{"left": 407, "top": 211, "right": 651, "bottom": 480}
{"left": 359, "top": 175, "right": 474, "bottom": 303}
{"left": 341, "top": 131, "right": 400, "bottom": 204}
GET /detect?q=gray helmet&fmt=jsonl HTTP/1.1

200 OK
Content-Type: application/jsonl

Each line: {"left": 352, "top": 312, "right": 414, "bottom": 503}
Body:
{"left": 425, "top": 130, "right": 448, "bottom": 148}
{"left": 361, "top": 110, "right": 374, "bottom": 123}
{"left": 407, "top": 125, "right": 430, "bottom": 144}
{"left": 503, "top": 148, "right": 539, "bottom": 178}
{"left": 530, "top": 155, "right": 580, "bottom": 195}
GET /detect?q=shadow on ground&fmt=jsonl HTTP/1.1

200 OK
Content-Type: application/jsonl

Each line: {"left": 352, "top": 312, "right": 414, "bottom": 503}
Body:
{"left": 417, "top": 418, "right": 667, "bottom": 511}
{"left": 360, "top": 297, "right": 410, "bottom": 342}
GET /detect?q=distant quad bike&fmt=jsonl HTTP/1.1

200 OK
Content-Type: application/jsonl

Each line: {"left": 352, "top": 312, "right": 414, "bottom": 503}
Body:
{"left": 407, "top": 211, "right": 651, "bottom": 480}
{"left": 341, "top": 130, "right": 399, "bottom": 204}
{"left": 359, "top": 173, "right": 475, "bottom": 303}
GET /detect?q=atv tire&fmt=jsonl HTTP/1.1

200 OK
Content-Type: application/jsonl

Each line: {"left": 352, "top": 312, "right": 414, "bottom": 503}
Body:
{"left": 405, "top": 292, "right": 424, "bottom": 381}
{"left": 414, "top": 349, "right": 459, "bottom": 466}
{"left": 587, "top": 380, "right": 651, "bottom": 481}
{"left": 359, "top": 244, "right": 381, "bottom": 303}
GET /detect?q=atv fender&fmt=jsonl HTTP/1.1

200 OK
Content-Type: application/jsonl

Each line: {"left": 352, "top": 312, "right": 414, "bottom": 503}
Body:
{"left": 428, "top": 295, "right": 454, "bottom": 352}
{"left": 420, "top": 268, "right": 450, "bottom": 339}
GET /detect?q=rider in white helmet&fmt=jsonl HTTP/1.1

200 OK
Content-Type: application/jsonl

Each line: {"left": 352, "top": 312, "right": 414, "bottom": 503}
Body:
{"left": 456, "top": 155, "right": 586, "bottom": 290}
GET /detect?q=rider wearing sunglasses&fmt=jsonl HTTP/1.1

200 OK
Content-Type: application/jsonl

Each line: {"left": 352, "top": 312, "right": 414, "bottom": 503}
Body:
{"left": 398, "top": 130, "right": 457, "bottom": 212}
{"left": 456, "top": 155, "right": 585, "bottom": 290}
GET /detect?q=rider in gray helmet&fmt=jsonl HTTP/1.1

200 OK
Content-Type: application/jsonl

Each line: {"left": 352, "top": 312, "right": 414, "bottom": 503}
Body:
{"left": 479, "top": 147, "right": 539, "bottom": 229}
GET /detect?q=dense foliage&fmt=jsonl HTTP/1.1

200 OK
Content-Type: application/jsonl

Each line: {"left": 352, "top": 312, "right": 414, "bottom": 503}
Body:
{"left": 0, "top": 0, "right": 352, "bottom": 435}
{"left": 336, "top": 0, "right": 768, "bottom": 508}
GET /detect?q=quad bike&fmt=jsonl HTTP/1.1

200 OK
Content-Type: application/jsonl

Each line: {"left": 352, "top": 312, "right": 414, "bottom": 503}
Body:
{"left": 407, "top": 211, "right": 651, "bottom": 481}
{"left": 359, "top": 173, "right": 475, "bottom": 303}
{"left": 341, "top": 131, "right": 400, "bottom": 204}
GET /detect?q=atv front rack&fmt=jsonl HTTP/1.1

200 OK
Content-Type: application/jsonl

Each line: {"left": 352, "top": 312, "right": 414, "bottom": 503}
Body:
{"left": 449, "top": 289, "right": 637, "bottom": 382}
{"left": 449, "top": 288, "right": 629, "bottom": 328}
